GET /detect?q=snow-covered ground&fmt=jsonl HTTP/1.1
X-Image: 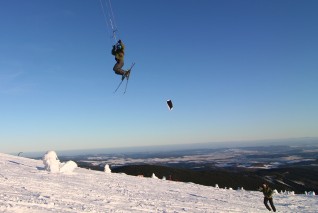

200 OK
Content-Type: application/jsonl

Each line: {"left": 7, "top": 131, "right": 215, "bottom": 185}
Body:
{"left": 0, "top": 153, "right": 317, "bottom": 213}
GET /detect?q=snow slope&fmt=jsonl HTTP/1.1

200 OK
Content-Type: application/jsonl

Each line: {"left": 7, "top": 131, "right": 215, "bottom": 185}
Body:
{"left": 0, "top": 153, "right": 317, "bottom": 213}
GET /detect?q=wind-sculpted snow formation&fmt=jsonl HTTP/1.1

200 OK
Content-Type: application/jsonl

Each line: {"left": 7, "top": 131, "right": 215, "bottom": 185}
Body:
{"left": 104, "top": 164, "right": 111, "bottom": 173}
{"left": 43, "top": 150, "right": 77, "bottom": 173}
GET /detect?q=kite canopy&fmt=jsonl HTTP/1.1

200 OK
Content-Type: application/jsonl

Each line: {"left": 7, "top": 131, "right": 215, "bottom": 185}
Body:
{"left": 167, "top": 100, "right": 173, "bottom": 110}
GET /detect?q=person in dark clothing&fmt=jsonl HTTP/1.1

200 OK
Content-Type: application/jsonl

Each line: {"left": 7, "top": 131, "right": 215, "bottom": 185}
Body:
{"left": 259, "top": 183, "right": 276, "bottom": 212}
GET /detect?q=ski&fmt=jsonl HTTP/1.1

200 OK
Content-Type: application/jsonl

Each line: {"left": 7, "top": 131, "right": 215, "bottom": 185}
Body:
{"left": 123, "top": 62, "right": 135, "bottom": 94}
{"left": 114, "top": 62, "right": 135, "bottom": 94}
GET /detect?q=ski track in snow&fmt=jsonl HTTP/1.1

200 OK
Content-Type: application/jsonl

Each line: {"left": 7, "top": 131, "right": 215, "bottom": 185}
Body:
{"left": 0, "top": 153, "right": 317, "bottom": 213}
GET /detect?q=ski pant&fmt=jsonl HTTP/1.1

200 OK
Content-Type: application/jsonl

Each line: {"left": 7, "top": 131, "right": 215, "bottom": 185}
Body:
{"left": 113, "top": 60, "right": 125, "bottom": 75}
{"left": 264, "top": 197, "right": 276, "bottom": 212}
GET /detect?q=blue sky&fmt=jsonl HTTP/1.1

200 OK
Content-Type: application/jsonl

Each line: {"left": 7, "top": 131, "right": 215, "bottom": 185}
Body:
{"left": 1, "top": 0, "right": 318, "bottom": 153}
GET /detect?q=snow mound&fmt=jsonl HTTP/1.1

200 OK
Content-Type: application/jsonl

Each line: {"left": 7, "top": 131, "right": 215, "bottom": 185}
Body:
{"left": 104, "top": 164, "right": 111, "bottom": 173}
{"left": 43, "top": 151, "right": 77, "bottom": 173}
{"left": 43, "top": 151, "right": 60, "bottom": 173}
{"left": 60, "top": 161, "right": 77, "bottom": 173}
{"left": 151, "top": 173, "right": 158, "bottom": 179}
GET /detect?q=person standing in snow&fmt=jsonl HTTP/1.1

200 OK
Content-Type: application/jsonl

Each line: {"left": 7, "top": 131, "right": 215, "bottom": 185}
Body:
{"left": 259, "top": 183, "right": 276, "bottom": 212}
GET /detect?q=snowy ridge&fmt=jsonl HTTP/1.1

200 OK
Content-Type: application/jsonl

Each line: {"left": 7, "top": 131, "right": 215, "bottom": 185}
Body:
{"left": 0, "top": 153, "right": 317, "bottom": 213}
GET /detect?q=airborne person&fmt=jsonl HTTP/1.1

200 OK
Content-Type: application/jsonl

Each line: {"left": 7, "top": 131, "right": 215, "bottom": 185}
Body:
{"left": 112, "top": 39, "right": 130, "bottom": 80}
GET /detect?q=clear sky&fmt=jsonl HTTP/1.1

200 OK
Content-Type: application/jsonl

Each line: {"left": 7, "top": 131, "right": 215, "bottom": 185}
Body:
{"left": 1, "top": 0, "right": 318, "bottom": 153}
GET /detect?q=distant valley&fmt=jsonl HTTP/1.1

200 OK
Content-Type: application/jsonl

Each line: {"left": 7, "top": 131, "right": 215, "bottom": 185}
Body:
{"left": 55, "top": 143, "right": 318, "bottom": 194}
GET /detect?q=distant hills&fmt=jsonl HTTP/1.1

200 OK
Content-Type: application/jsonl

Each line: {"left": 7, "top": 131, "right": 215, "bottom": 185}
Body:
{"left": 76, "top": 162, "right": 318, "bottom": 194}
{"left": 58, "top": 142, "right": 318, "bottom": 194}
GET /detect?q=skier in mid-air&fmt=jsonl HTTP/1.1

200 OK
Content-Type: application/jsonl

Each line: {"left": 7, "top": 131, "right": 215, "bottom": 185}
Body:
{"left": 259, "top": 183, "right": 276, "bottom": 212}
{"left": 112, "top": 39, "right": 130, "bottom": 80}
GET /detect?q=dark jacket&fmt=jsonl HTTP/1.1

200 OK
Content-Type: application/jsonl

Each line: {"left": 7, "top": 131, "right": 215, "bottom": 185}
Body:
{"left": 260, "top": 185, "right": 274, "bottom": 198}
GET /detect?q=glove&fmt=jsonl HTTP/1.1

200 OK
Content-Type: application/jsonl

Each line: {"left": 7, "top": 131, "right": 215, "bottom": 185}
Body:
{"left": 118, "top": 39, "right": 122, "bottom": 44}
